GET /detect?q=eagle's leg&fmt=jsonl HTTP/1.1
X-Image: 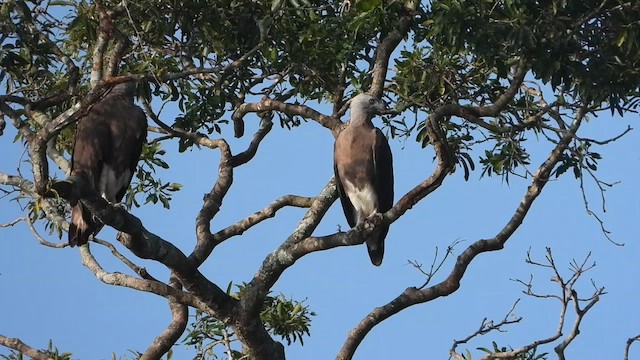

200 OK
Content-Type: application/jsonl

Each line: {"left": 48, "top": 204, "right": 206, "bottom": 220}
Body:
{"left": 362, "top": 212, "right": 384, "bottom": 232}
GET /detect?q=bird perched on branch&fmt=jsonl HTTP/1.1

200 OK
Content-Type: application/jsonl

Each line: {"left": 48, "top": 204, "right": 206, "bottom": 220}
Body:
{"left": 68, "top": 82, "right": 147, "bottom": 247}
{"left": 334, "top": 93, "right": 394, "bottom": 266}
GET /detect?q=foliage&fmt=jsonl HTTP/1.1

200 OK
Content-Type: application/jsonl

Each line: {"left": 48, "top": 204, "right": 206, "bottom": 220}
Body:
{"left": 183, "top": 283, "right": 315, "bottom": 359}
{"left": 476, "top": 341, "right": 547, "bottom": 360}
{"left": 126, "top": 142, "right": 183, "bottom": 209}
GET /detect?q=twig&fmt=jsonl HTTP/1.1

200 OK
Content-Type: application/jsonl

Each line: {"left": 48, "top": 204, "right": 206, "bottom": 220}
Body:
{"left": 408, "top": 239, "right": 462, "bottom": 289}
{"left": 450, "top": 299, "right": 522, "bottom": 358}
{"left": 25, "top": 217, "right": 68, "bottom": 249}
{"left": 91, "top": 237, "right": 158, "bottom": 281}
{"left": 0, "top": 217, "right": 25, "bottom": 228}
{"left": 485, "top": 249, "right": 605, "bottom": 360}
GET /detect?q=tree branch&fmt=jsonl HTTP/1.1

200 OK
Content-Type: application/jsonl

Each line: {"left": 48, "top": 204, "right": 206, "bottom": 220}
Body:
{"left": 211, "top": 194, "right": 316, "bottom": 244}
{"left": 368, "top": 1, "right": 417, "bottom": 99}
{"left": 450, "top": 300, "right": 522, "bottom": 359}
{"left": 140, "top": 275, "right": 188, "bottom": 360}
{"left": 79, "top": 245, "right": 210, "bottom": 311}
{"left": 45, "top": 177, "right": 236, "bottom": 318}
{"left": 0, "top": 335, "right": 54, "bottom": 360}
{"left": 236, "top": 178, "right": 338, "bottom": 360}
{"left": 91, "top": 238, "right": 157, "bottom": 281}
{"left": 232, "top": 97, "right": 343, "bottom": 137}
{"left": 482, "top": 249, "right": 604, "bottom": 359}
{"left": 625, "top": 334, "right": 640, "bottom": 360}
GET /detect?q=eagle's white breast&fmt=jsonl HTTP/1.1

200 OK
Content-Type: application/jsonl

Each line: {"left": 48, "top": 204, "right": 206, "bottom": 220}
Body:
{"left": 98, "top": 165, "right": 131, "bottom": 203}
{"left": 343, "top": 180, "right": 378, "bottom": 224}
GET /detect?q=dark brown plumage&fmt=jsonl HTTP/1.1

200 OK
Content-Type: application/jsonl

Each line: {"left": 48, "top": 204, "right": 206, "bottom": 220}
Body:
{"left": 68, "top": 83, "right": 147, "bottom": 247}
{"left": 334, "top": 94, "right": 394, "bottom": 266}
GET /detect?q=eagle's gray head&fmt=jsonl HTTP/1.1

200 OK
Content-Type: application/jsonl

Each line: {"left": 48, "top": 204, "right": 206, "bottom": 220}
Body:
{"left": 108, "top": 82, "right": 136, "bottom": 100}
{"left": 349, "top": 93, "right": 387, "bottom": 119}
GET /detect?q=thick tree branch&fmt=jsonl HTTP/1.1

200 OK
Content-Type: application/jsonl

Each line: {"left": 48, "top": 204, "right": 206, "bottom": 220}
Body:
{"left": 140, "top": 275, "right": 188, "bottom": 360}
{"left": 234, "top": 179, "right": 338, "bottom": 360}
{"left": 0, "top": 335, "right": 53, "bottom": 360}
{"left": 336, "top": 107, "right": 585, "bottom": 360}
{"left": 191, "top": 137, "right": 233, "bottom": 265}
{"left": 368, "top": 1, "right": 417, "bottom": 99}
{"left": 476, "top": 59, "right": 528, "bottom": 117}
{"left": 46, "top": 177, "right": 236, "bottom": 319}
{"left": 232, "top": 97, "right": 343, "bottom": 137}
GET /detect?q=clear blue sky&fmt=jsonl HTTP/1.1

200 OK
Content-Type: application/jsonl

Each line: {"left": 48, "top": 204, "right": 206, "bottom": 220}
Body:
{"left": 0, "top": 97, "right": 638, "bottom": 359}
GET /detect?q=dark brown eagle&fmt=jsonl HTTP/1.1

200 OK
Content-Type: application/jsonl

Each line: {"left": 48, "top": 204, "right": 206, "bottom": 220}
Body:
{"left": 68, "top": 82, "right": 147, "bottom": 247}
{"left": 334, "top": 94, "right": 394, "bottom": 266}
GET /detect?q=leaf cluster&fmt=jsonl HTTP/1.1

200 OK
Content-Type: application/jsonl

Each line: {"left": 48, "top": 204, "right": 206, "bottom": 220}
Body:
{"left": 422, "top": 0, "right": 640, "bottom": 113}
{"left": 183, "top": 283, "right": 315, "bottom": 359}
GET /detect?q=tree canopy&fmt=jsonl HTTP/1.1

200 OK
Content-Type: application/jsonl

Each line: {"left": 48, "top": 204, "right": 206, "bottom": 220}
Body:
{"left": 0, "top": 0, "right": 638, "bottom": 359}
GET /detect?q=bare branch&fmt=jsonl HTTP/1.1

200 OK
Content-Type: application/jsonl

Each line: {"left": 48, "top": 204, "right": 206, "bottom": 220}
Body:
{"left": 0, "top": 334, "right": 54, "bottom": 360}
{"left": 78, "top": 244, "right": 211, "bottom": 312}
{"left": 554, "top": 289, "right": 604, "bottom": 359}
{"left": 485, "top": 249, "right": 604, "bottom": 360}
{"left": 0, "top": 99, "right": 33, "bottom": 140}
{"left": 450, "top": 300, "right": 522, "bottom": 358}
{"left": 191, "top": 137, "right": 233, "bottom": 265}
{"left": 91, "top": 238, "right": 157, "bottom": 281}
{"left": 236, "top": 178, "right": 338, "bottom": 359}
{"left": 577, "top": 125, "right": 633, "bottom": 145}
{"left": 231, "top": 116, "right": 274, "bottom": 167}
{"left": 625, "top": 334, "right": 640, "bottom": 360}
{"left": 408, "top": 239, "right": 462, "bottom": 289}
{"left": 211, "top": 194, "right": 316, "bottom": 244}
{"left": 90, "top": 15, "right": 109, "bottom": 87}
{"left": 0, "top": 217, "right": 25, "bottom": 228}
{"left": 190, "top": 115, "right": 274, "bottom": 265}
{"left": 476, "top": 59, "right": 528, "bottom": 117}
{"left": 25, "top": 216, "right": 68, "bottom": 249}
{"left": 0, "top": 172, "right": 34, "bottom": 190}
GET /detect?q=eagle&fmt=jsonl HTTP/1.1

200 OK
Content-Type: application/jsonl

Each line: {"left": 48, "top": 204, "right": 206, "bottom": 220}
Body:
{"left": 334, "top": 93, "right": 394, "bottom": 266}
{"left": 68, "top": 82, "right": 147, "bottom": 247}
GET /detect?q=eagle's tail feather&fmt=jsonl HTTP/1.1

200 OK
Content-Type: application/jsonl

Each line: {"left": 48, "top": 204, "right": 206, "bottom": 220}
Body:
{"left": 366, "top": 225, "right": 388, "bottom": 266}
{"left": 68, "top": 203, "right": 95, "bottom": 247}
